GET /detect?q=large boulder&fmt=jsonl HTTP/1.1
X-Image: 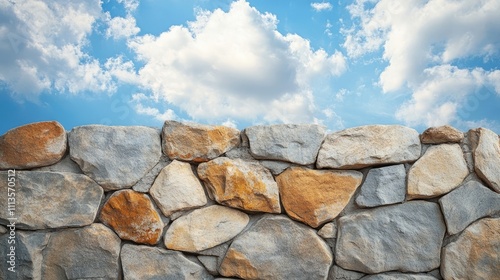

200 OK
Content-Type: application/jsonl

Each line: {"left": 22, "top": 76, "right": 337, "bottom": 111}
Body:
{"left": 470, "top": 128, "right": 500, "bottom": 192}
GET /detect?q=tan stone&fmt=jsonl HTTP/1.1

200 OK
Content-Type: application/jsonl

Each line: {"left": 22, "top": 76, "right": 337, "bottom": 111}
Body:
{"left": 420, "top": 125, "right": 464, "bottom": 144}
{"left": 471, "top": 128, "right": 500, "bottom": 193}
{"left": 277, "top": 167, "right": 363, "bottom": 228}
{"left": 407, "top": 144, "right": 468, "bottom": 200}
{"left": 164, "top": 205, "right": 249, "bottom": 252}
{"left": 198, "top": 157, "right": 281, "bottom": 213}
{"left": 99, "top": 190, "right": 163, "bottom": 245}
{"left": 162, "top": 120, "right": 240, "bottom": 162}
{"left": 441, "top": 218, "right": 500, "bottom": 280}
{"left": 0, "top": 121, "right": 66, "bottom": 169}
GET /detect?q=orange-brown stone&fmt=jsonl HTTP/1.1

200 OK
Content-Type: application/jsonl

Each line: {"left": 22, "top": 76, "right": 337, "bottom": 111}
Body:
{"left": 99, "top": 189, "right": 163, "bottom": 245}
{"left": 277, "top": 167, "right": 363, "bottom": 228}
{"left": 197, "top": 157, "right": 281, "bottom": 213}
{"left": 0, "top": 121, "right": 67, "bottom": 169}
{"left": 162, "top": 121, "right": 240, "bottom": 162}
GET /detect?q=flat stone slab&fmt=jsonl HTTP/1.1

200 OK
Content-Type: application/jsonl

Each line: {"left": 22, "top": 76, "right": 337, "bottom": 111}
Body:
{"left": 441, "top": 218, "right": 500, "bottom": 280}
{"left": 317, "top": 125, "right": 421, "bottom": 169}
{"left": 336, "top": 201, "right": 446, "bottom": 274}
{"left": 69, "top": 125, "right": 162, "bottom": 190}
{"left": 0, "top": 171, "right": 103, "bottom": 229}
{"left": 277, "top": 167, "right": 363, "bottom": 227}
{"left": 121, "top": 244, "right": 213, "bottom": 280}
{"left": 420, "top": 125, "right": 464, "bottom": 144}
{"left": 0, "top": 121, "right": 67, "bottom": 169}
{"left": 164, "top": 205, "right": 249, "bottom": 253}
{"left": 162, "top": 120, "right": 240, "bottom": 162}
{"left": 360, "top": 273, "right": 438, "bottom": 280}
{"left": 471, "top": 128, "right": 500, "bottom": 192}
{"left": 245, "top": 124, "right": 326, "bottom": 165}
{"left": 355, "top": 164, "right": 406, "bottom": 207}
{"left": 220, "top": 215, "right": 332, "bottom": 280}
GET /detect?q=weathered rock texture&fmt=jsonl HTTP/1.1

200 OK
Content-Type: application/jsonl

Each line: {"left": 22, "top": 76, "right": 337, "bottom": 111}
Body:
{"left": 1, "top": 121, "right": 498, "bottom": 280}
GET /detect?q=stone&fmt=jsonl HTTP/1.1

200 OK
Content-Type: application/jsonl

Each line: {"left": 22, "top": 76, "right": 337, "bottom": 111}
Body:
{"left": 407, "top": 144, "right": 468, "bottom": 199}
{"left": 317, "top": 125, "right": 421, "bottom": 169}
{"left": 99, "top": 189, "right": 164, "bottom": 245}
{"left": 133, "top": 155, "right": 171, "bottom": 193}
{"left": 225, "top": 146, "right": 255, "bottom": 160}
{"left": 198, "top": 157, "right": 281, "bottom": 213}
{"left": 360, "top": 273, "right": 438, "bottom": 280}
{"left": 164, "top": 205, "right": 249, "bottom": 253}
{"left": 439, "top": 180, "right": 500, "bottom": 235}
{"left": 199, "top": 242, "right": 231, "bottom": 269}
{"left": 277, "top": 167, "right": 363, "bottom": 228}
{"left": 336, "top": 201, "right": 446, "bottom": 274}
{"left": 420, "top": 125, "right": 464, "bottom": 144}
{"left": 162, "top": 120, "right": 240, "bottom": 162}
{"left": 69, "top": 125, "right": 161, "bottom": 191}
{"left": 198, "top": 255, "right": 219, "bottom": 275}
{"left": 0, "top": 225, "right": 5, "bottom": 234}
{"left": 149, "top": 160, "right": 207, "bottom": 217}
{"left": 220, "top": 215, "right": 332, "bottom": 280}
{"left": 329, "top": 265, "right": 365, "bottom": 280}
{"left": 259, "top": 160, "right": 292, "bottom": 175}
{"left": 32, "top": 155, "right": 83, "bottom": 174}
{"left": 441, "top": 218, "right": 500, "bottom": 280}
{"left": 318, "top": 221, "right": 337, "bottom": 239}
{"left": 245, "top": 124, "right": 326, "bottom": 165}
{"left": 471, "top": 127, "right": 500, "bottom": 192}
{"left": 121, "top": 244, "right": 213, "bottom": 280}
{"left": 0, "top": 121, "right": 67, "bottom": 169}
{"left": 355, "top": 164, "right": 406, "bottom": 207}
{"left": 0, "top": 171, "right": 103, "bottom": 229}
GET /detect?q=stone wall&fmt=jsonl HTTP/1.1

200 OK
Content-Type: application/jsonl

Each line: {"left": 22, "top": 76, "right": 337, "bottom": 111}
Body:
{"left": 0, "top": 121, "right": 499, "bottom": 280}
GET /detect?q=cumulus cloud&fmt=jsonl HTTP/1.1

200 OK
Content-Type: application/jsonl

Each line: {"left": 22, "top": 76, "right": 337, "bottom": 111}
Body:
{"left": 344, "top": 0, "right": 500, "bottom": 127}
{"left": 311, "top": 2, "right": 333, "bottom": 12}
{"left": 0, "top": 0, "right": 115, "bottom": 101}
{"left": 106, "top": 15, "right": 140, "bottom": 39}
{"left": 129, "top": 0, "right": 346, "bottom": 124}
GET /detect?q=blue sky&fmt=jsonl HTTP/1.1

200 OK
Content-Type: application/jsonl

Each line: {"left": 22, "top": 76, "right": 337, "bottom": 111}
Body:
{"left": 1, "top": 0, "right": 499, "bottom": 135}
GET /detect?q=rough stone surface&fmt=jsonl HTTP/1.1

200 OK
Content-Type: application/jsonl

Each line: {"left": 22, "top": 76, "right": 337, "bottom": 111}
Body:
{"left": 471, "top": 127, "right": 500, "bottom": 192}
{"left": 121, "top": 244, "right": 213, "bottom": 280}
{"left": 162, "top": 120, "right": 240, "bottom": 162}
{"left": 317, "top": 125, "right": 421, "bottom": 169}
{"left": 150, "top": 160, "right": 207, "bottom": 217}
{"left": 198, "top": 157, "right": 281, "bottom": 213}
{"left": 407, "top": 144, "right": 468, "bottom": 199}
{"left": 132, "top": 155, "right": 171, "bottom": 193}
{"left": 0, "top": 171, "right": 103, "bottom": 229}
{"left": 318, "top": 221, "right": 337, "bottom": 239}
{"left": 336, "top": 201, "right": 446, "bottom": 274}
{"left": 360, "top": 273, "right": 438, "bottom": 280}
{"left": 198, "top": 255, "right": 219, "bottom": 275}
{"left": 277, "top": 167, "right": 363, "bottom": 227}
{"left": 259, "top": 160, "right": 292, "bottom": 175}
{"left": 0, "top": 121, "right": 67, "bottom": 169}
{"left": 439, "top": 181, "right": 500, "bottom": 235}
{"left": 245, "top": 124, "right": 326, "bottom": 165}
{"left": 0, "top": 225, "right": 6, "bottom": 234}
{"left": 32, "top": 155, "right": 83, "bottom": 173}
{"left": 329, "top": 265, "right": 365, "bottom": 280}
{"left": 220, "top": 215, "right": 333, "bottom": 280}
{"left": 355, "top": 164, "right": 406, "bottom": 207}
{"left": 441, "top": 218, "right": 500, "bottom": 280}
{"left": 420, "top": 125, "right": 464, "bottom": 144}
{"left": 69, "top": 125, "right": 161, "bottom": 190}
{"left": 164, "top": 205, "right": 249, "bottom": 253}
{"left": 225, "top": 146, "right": 255, "bottom": 160}
{"left": 99, "top": 189, "right": 164, "bottom": 245}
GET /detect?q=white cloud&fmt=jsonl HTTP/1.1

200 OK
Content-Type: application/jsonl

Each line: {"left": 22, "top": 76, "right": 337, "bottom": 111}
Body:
{"left": 134, "top": 103, "right": 178, "bottom": 122}
{"left": 129, "top": 0, "right": 346, "bottom": 124}
{"left": 0, "top": 0, "right": 115, "bottom": 101}
{"left": 106, "top": 15, "right": 140, "bottom": 39}
{"left": 344, "top": 0, "right": 500, "bottom": 127}
{"left": 117, "top": 0, "right": 139, "bottom": 13}
{"left": 311, "top": 2, "right": 333, "bottom": 12}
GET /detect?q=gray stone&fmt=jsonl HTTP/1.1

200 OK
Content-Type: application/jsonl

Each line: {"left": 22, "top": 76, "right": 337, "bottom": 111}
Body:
{"left": 420, "top": 125, "right": 464, "bottom": 144}
{"left": 149, "top": 160, "right": 207, "bottom": 217}
{"left": 336, "top": 201, "right": 446, "bottom": 274}
{"left": 246, "top": 124, "right": 326, "bottom": 165}
{"left": 225, "top": 146, "right": 255, "bottom": 160}
{"left": 471, "top": 127, "right": 500, "bottom": 192}
{"left": 121, "top": 244, "right": 213, "bottom": 280}
{"left": 329, "top": 265, "right": 365, "bottom": 280}
{"left": 441, "top": 218, "right": 500, "bottom": 280}
{"left": 0, "top": 225, "right": 6, "bottom": 234}
{"left": 199, "top": 242, "right": 231, "bottom": 269}
{"left": 0, "top": 171, "right": 103, "bottom": 229}
{"left": 32, "top": 155, "right": 83, "bottom": 174}
{"left": 355, "top": 164, "right": 406, "bottom": 207}
{"left": 164, "top": 205, "right": 249, "bottom": 253}
{"left": 133, "top": 155, "right": 170, "bottom": 193}
{"left": 259, "top": 160, "right": 292, "bottom": 175}
{"left": 439, "top": 180, "right": 500, "bottom": 235}
{"left": 318, "top": 221, "right": 337, "bottom": 239}
{"left": 69, "top": 125, "right": 162, "bottom": 191}
{"left": 360, "top": 272, "right": 438, "bottom": 280}
{"left": 198, "top": 255, "right": 219, "bottom": 275}
{"left": 317, "top": 125, "right": 421, "bottom": 169}
{"left": 220, "top": 215, "right": 332, "bottom": 280}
